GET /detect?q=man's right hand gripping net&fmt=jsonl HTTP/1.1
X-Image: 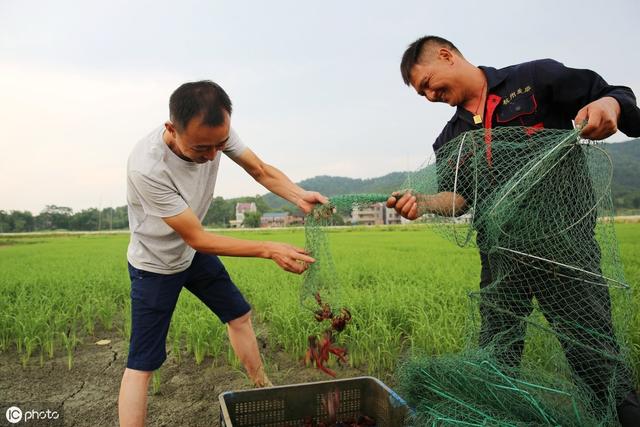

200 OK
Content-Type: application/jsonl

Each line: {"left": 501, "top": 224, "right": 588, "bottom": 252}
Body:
{"left": 307, "top": 126, "right": 636, "bottom": 425}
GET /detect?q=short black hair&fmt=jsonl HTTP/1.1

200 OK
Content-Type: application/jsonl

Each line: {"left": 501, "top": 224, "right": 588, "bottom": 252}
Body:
{"left": 400, "top": 36, "right": 462, "bottom": 86}
{"left": 169, "top": 80, "right": 232, "bottom": 132}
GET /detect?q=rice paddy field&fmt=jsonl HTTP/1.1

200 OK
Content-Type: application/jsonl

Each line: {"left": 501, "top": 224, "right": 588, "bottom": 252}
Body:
{"left": 0, "top": 224, "right": 639, "bottom": 425}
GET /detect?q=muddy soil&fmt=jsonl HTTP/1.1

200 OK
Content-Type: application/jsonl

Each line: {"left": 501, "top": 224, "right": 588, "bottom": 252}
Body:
{"left": 0, "top": 328, "right": 369, "bottom": 427}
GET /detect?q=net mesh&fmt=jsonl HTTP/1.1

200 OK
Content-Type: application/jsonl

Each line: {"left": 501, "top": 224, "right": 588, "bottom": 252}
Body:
{"left": 300, "top": 194, "right": 389, "bottom": 312}
{"left": 301, "top": 126, "right": 636, "bottom": 425}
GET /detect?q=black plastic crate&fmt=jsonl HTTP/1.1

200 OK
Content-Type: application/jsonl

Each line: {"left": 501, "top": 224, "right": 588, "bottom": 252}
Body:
{"left": 219, "top": 376, "right": 409, "bottom": 426}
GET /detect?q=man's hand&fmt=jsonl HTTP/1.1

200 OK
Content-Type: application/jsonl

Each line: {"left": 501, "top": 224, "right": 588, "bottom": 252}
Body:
{"left": 265, "top": 241, "right": 315, "bottom": 274}
{"left": 387, "top": 190, "right": 467, "bottom": 218}
{"left": 386, "top": 191, "right": 421, "bottom": 220}
{"left": 575, "top": 96, "right": 621, "bottom": 140}
{"left": 296, "top": 191, "right": 329, "bottom": 214}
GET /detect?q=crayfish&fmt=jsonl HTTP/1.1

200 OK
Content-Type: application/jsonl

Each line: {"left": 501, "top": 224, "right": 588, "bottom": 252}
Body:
{"left": 313, "top": 292, "right": 352, "bottom": 332}
{"left": 304, "top": 331, "right": 348, "bottom": 377}
{"left": 305, "top": 292, "right": 352, "bottom": 377}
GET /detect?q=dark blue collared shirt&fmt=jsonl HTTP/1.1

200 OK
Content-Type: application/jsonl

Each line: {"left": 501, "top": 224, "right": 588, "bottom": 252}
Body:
{"left": 433, "top": 59, "right": 640, "bottom": 153}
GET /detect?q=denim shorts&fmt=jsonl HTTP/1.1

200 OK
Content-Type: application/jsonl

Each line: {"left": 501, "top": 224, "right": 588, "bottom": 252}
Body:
{"left": 126, "top": 252, "right": 251, "bottom": 371}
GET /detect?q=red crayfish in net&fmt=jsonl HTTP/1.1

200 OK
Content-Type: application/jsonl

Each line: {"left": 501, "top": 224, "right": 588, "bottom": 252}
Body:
{"left": 305, "top": 292, "right": 352, "bottom": 377}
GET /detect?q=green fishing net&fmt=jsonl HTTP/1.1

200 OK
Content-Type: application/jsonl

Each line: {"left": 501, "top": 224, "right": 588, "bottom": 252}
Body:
{"left": 300, "top": 194, "right": 388, "bottom": 312}
{"left": 302, "top": 126, "right": 635, "bottom": 426}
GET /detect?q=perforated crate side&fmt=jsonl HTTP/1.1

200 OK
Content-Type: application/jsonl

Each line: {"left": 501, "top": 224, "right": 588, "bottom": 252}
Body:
{"left": 219, "top": 376, "right": 409, "bottom": 427}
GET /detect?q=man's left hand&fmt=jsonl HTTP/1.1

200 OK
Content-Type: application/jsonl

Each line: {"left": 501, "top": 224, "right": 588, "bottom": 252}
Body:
{"left": 575, "top": 96, "right": 621, "bottom": 140}
{"left": 296, "top": 191, "right": 329, "bottom": 214}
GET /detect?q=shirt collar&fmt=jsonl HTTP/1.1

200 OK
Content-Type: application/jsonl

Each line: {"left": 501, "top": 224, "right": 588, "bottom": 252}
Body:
{"left": 452, "top": 65, "right": 508, "bottom": 126}
{"left": 479, "top": 65, "right": 508, "bottom": 90}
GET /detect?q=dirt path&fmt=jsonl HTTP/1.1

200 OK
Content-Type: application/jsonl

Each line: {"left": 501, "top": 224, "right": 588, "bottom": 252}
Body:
{"left": 0, "top": 332, "right": 367, "bottom": 426}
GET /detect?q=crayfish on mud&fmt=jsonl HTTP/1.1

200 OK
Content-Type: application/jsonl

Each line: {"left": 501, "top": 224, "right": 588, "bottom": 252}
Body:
{"left": 304, "top": 292, "right": 352, "bottom": 377}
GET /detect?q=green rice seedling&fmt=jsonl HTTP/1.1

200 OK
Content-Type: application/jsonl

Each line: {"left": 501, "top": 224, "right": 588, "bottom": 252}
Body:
{"left": 193, "top": 336, "right": 206, "bottom": 365}
{"left": 170, "top": 329, "right": 182, "bottom": 365}
{"left": 151, "top": 369, "right": 161, "bottom": 395}
{"left": 120, "top": 300, "right": 132, "bottom": 340}
{"left": 60, "top": 331, "right": 80, "bottom": 370}
{"left": 81, "top": 303, "right": 96, "bottom": 336}
{"left": 21, "top": 336, "right": 39, "bottom": 368}
{"left": 226, "top": 346, "right": 241, "bottom": 370}
{"left": 97, "top": 299, "right": 116, "bottom": 330}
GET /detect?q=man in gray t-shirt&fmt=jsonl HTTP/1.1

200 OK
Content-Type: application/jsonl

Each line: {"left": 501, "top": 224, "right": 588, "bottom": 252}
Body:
{"left": 119, "top": 81, "right": 327, "bottom": 427}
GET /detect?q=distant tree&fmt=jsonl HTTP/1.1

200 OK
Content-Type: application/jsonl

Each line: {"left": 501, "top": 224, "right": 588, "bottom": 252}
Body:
{"left": 98, "top": 207, "right": 124, "bottom": 230}
{"left": 0, "top": 210, "right": 8, "bottom": 233}
{"left": 1, "top": 204, "right": 131, "bottom": 233}
{"left": 69, "top": 208, "right": 99, "bottom": 231}
{"left": 5, "top": 211, "right": 35, "bottom": 232}
{"left": 253, "top": 195, "right": 271, "bottom": 214}
{"left": 242, "top": 211, "right": 261, "bottom": 228}
{"left": 204, "top": 197, "right": 234, "bottom": 227}
{"left": 38, "top": 205, "right": 73, "bottom": 230}
{"left": 110, "top": 206, "right": 129, "bottom": 229}
{"left": 329, "top": 212, "right": 345, "bottom": 226}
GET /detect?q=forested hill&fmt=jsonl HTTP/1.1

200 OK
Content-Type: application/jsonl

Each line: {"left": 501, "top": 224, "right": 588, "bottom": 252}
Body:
{"left": 263, "top": 138, "right": 640, "bottom": 211}
{"left": 262, "top": 172, "right": 410, "bottom": 209}
{"left": 607, "top": 138, "right": 640, "bottom": 210}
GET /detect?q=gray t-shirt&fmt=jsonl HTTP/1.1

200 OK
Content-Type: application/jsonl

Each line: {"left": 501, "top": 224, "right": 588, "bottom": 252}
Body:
{"left": 127, "top": 126, "right": 247, "bottom": 274}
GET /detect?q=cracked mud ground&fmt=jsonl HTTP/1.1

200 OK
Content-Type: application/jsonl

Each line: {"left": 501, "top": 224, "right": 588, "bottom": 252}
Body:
{"left": 0, "top": 327, "right": 367, "bottom": 426}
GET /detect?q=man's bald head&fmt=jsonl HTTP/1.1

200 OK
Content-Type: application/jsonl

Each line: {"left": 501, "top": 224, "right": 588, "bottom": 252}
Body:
{"left": 400, "top": 36, "right": 463, "bottom": 86}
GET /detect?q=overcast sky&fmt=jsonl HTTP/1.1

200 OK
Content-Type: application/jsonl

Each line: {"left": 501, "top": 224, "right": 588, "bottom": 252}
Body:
{"left": 1, "top": 0, "right": 639, "bottom": 214}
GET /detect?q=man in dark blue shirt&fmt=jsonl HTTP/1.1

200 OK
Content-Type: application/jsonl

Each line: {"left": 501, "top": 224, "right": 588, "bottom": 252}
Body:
{"left": 388, "top": 35, "right": 640, "bottom": 425}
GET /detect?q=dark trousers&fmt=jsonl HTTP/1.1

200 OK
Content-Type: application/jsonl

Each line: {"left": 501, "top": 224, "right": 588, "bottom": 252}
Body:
{"left": 478, "top": 248, "right": 636, "bottom": 416}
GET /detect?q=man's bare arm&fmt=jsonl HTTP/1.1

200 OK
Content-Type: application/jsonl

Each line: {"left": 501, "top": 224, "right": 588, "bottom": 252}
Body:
{"left": 163, "top": 207, "right": 314, "bottom": 273}
{"left": 387, "top": 191, "right": 467, "bottom": 219}
{"left": 232, "top": 148, "right": 328, "bottom": 213}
